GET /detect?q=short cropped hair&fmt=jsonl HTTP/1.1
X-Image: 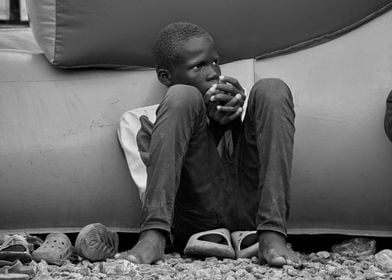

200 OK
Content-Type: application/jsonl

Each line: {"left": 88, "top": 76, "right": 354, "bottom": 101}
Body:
{"left": 153, "top": 22, "right": 212, "bottom": 71}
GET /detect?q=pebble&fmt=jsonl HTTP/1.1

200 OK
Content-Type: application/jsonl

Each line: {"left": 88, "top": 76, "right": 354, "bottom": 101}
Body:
{"left": 316, "top": 250, "right": 330, "bottom": 259}
{"left": 102, "top": 259, "right": 136, "bottom": 275}
{"left": 374, "top": 249, "right": 392, "bottom": 272}
{"left": 331, "top": 237, "right": 377, "bottom": 257}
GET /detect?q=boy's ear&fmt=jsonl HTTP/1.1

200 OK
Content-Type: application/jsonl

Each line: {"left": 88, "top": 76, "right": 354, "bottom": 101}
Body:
{"left": 157, "top": 69, "right": 172, "bottom": 87}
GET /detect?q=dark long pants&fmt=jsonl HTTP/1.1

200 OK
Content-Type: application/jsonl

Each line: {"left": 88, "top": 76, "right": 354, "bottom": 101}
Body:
{"left": 139, "top": 78, "right": 296, "bottom": 251}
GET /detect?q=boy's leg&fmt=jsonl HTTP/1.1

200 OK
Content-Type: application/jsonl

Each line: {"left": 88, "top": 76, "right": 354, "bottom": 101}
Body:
{"left": 236, "top": 78, "right": 299, "bottom": 267}
{"left": 116, "top": 85, "right": 227, "bottom": 263}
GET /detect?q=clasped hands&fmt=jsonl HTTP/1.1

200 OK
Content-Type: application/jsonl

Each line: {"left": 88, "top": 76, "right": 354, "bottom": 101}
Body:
{"left": 204, "top": 75, "right": 246, "bottom": 126}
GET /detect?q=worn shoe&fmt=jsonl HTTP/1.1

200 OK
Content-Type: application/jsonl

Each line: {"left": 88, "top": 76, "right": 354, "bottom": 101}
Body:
{"left": 0, "top": 235, "right": 32, "bottom": 264}
{"left": 75, "top": 223, "right": 119, "bottom": 262}
{"left": 0, "top": 260, "right": 34, "bottom": 277}
{"left": 31, "top": 232, "right": 72, "bottom": 265}
{"left": 184, "top": 228, "right": 235, "bottom": 259}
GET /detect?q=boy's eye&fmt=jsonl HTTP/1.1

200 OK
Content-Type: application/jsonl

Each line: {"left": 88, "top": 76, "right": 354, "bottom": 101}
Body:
{"left": 191, "top": 60, "right": 219, "bottom": 70}
{"left": 191, "top": 64, "right": 202, "bottom": 70}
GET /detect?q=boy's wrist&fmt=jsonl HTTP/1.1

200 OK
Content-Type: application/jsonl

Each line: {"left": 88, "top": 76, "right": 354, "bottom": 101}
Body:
{"left": 208, "top": 117, "right": 230, "bottom": 132}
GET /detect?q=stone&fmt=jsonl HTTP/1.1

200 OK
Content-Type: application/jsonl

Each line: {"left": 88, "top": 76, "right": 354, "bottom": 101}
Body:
{"left": 331, "top": 238, "right": 376, "bottom": 257}
{"left": 316, "top": 251, "right": 330, "bottom": 259}
{"left": 283, "top": 265, "right": 299, "bottom": 277}
{"left": 204, "top": 257, "right": 218, "bottom": 263}
{"left": 374, "top": 249, "right": 392, "bottom": 272}
{"left": 102, "top": 259, "right": 136, "bottom": 275}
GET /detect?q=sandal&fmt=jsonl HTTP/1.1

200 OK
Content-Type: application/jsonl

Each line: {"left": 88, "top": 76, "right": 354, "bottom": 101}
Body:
{"left": 75, "top": 223, "right": 119, "bottom": 261}
{"left": 184, "top": 228, "right": 235, "bottom": 259}
{"left": 231, "top": 231, "right": 259, "bottom": 259}
{"left": 0, "top": 260, "right": 34, "bottom": 277}
{"left": 0, "top": 235, "right": 32, "bottom": 264}
{"left": 0, "top": 273, "right": 29, "bottom": 280}
{"left": 31, "top": 232, "right": 72, "bottom": 265}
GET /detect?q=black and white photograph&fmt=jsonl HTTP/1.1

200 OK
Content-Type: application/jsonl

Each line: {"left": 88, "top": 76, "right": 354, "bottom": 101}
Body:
{"left": 1, "top": 0, "right": 392, "bottom": 279}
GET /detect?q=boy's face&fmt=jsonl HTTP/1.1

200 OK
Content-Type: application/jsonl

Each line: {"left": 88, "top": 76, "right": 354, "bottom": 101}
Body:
{"left": 169, "top": 35, "right": 221, "bottom": 95}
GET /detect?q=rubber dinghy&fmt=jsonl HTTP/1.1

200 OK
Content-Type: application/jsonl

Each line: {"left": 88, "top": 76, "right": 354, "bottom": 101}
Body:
{"left": 0, "top": 0, "right": 391, "bottom": 235}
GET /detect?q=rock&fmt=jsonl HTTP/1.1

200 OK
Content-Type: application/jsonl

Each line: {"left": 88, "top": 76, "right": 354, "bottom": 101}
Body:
{"left": 102, "top": 259, "right": 136, "bottom": 275}
{"left": 374, "top": 249, "right": 392, "bottom": 272}
{"left": 331, "top": 238, "right": 376, "bottom": 257}
{"left": 316, "top": 251, "right": 330, "bottom": 259}
{"left": 219, "top": 264, "right": 231, "bottom": 274}
{"left": 234, "top": 268, "right": 247, "bottom": 277}
{"left": 204, "top": 257, "right": 218, "bottom": 263}
{"left": 283, "top": 265, "right": 298, "bottom": 277}
{"left": 325, "top": 264, "right": 336, "bottom": 274}
{"left": 364, "top": 268, "right": 386, "bottom": 280}
{"left": 223, "top": 272, "right": 236, "bottom": 280}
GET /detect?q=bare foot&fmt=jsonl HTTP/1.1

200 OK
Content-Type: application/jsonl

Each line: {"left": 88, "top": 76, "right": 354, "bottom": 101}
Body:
{"left": 114, "top": 229, "right": 166, "bottom": 264}
{"left": 258, "top": 231, "right": 301, "bottom": 268}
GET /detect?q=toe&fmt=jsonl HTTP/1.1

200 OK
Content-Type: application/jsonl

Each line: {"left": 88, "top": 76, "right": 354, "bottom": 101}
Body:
{"left": 114, "top": 251, "right": 129, "bottom": 259}
{"left": 126, "top": 254, "right": 140, "bottom": 264}
{"left": 114, "top": 251, "right": 140, "bottom": 264}
{"left": 269, "top": 255, "right": 287, "bottom": 267}
{"left": 286, "top": 255, "right": 302, "bottom": 268}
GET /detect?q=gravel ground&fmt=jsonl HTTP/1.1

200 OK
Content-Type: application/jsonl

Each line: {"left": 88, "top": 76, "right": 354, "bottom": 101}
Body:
{"left": 30, "top": 238, "right": 392, "bottom": 280}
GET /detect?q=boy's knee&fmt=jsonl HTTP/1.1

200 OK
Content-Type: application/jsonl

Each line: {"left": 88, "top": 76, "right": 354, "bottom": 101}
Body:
{"left": 252, "top": 78, "right": 292, "bottom": 104}
{"left": 165, "top": 85, "right": 204, "bottom": 111}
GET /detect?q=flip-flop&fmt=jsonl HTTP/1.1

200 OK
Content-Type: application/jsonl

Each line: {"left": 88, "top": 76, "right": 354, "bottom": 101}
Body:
{"left": 0, "top": 260, "right": 34, "bottom": 277}
{"left": 0, "top": 261, "right": 13, "bottom": 268}
{"left": 0, "top": 234, "right": 43, "bottom": 254}
{"left": 0, "top": 235, "right": 32, "bottom": 264}
{"left": 0, "top": 273, "right": 29, "bottom": 280}
{"left": 31, "top": 232, "right": 72, "bottom": 266}
{"left": 231, "top": 231, "right": 259, "bottom": 259}
{"left": 183, "top": 228, "right": 235, "bottom": 259}
{"left": 75, "top": 223, "right": 119, "bottom": 261}
{"left": 23, "top": 235, "right": 43, "bottom": 253}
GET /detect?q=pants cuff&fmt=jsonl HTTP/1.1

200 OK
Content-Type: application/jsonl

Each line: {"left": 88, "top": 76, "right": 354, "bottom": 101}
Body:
{"left": 256, "top": 226, "right": 288, "bottom": 238}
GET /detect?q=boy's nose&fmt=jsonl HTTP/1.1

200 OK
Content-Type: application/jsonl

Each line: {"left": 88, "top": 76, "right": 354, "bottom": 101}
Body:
{"left": 206, "top": 66, "right": 220, "bottom": 81}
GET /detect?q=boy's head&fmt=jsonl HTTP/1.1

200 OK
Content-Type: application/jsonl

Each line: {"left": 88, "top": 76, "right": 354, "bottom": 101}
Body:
{"left": 153, "top": 22, "right": 221, "bottom": 94}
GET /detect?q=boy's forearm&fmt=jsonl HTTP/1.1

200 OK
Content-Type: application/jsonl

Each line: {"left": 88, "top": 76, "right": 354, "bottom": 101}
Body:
{"left": 208, "top": 118, "right": 228, "bottom": 144}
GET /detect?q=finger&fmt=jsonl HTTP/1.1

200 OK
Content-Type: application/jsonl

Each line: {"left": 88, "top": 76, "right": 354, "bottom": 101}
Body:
{"left": 208, "top": 110, "right": 230, "bottom": 125}
{"left": 215, "top": 83, "right": 245, "bottom": 104}
{"left": 216, "top": 105, "right": 238, "bottom": 113}
{"left": 204, "top": 84, "right": 217, "bottom": 103}
{"left": 219, "top": 75, "right": 245, "bottom": 92}
{"left": 215, "top": 83, "right": 237, "bottom": 96}
{"left": 210, "top": 92, "right": 233, "bottom": 103}
{"left": 228, "top": 107, "right": 243, "bottom": 121}
{"left": 222, "top": 93, "right": 244, "bottom": 107}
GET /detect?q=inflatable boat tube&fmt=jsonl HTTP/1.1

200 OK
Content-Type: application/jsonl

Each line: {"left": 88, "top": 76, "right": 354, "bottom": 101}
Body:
{"left": 0, "top": 1, "right": 391, "bottom": 235}
{"left": 257, "top": 10, "right": 392, "bottom": 237}
{"left": 27, "top": 0, "right": 392, "bottom": 68}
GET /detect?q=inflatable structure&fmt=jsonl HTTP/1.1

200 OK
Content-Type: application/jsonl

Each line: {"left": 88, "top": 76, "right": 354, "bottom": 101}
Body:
{"left": 0, "top": 0, "right": 391, "bottom": 236}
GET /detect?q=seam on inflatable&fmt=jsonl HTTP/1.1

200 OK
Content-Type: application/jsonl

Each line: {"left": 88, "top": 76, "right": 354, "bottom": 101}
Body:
{"left": 0, "top": 227, "right": 141, "bottom": 234}
{"left": 256, "top": 2, "right": 392, "bottom": 60}
{"left": 288, "top": 228, "right": 392, "bottom": 238}
{"left": 52, "top": 0, "right": 58, "bottom": 65}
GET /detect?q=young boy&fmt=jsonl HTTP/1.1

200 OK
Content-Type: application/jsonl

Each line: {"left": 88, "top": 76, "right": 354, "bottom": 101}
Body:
{"left": 116, "top": 22, "right": 299, "bottom": 267}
